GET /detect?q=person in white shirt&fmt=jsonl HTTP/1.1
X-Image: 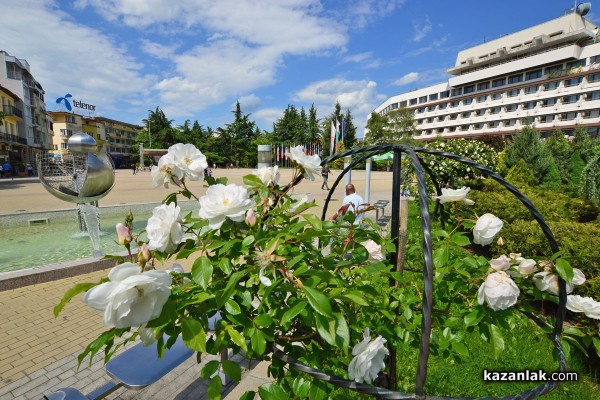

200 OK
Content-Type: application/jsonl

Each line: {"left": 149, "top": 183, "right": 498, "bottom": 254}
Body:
{"left": 329, "top": 183, "right": 367, "bottom": 224}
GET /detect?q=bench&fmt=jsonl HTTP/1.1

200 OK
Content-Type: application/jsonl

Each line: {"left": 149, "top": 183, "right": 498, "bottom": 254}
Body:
{"left": 45, "top": 313, "right": 224, "bottom": 400}
{"left": 372, "top": 200, "right": 389, "bottom": 220}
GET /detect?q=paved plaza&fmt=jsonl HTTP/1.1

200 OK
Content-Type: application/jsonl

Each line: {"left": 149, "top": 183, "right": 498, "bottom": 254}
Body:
{"left": 0, "top": 167, "right": 395, "bottom": 399}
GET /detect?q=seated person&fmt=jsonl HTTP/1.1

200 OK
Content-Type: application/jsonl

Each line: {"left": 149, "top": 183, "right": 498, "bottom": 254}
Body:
{"left": 329, "top": 183, "right": 368, "bottom": 224}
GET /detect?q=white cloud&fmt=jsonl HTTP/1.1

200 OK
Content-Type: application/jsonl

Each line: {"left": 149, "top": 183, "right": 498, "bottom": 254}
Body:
{"left": 393, "top": 72, "right": 420, "bottom": 86}
{"left": 342, "top": 52, "right": 381, "bottom": 69}
{"left": 294, "top": 78, "right": 384, "bottom": 134}
{"left": 344, "top": 0, "right": 406, "bottom": 29}
{"left": 141, "top": 40, "right": 179, "bottom": 60}
{"left": 235, "top": 94, "right": 261, "bottom": 112}
{"left": 407, "top": 36, "right": 449, "bottom": 57}
{"left": 412, "top": 17, "right": 432, "bottom": 42}
{"left": 253, "top": 107, "right": 284, "bottom": 129}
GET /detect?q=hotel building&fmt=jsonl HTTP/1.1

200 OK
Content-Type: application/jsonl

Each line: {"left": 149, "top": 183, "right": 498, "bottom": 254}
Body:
{"left": 374, "top": 10, "right": 600, "bottom": 140}
{"left": 0, "top": 50, "right": 52, "bottom": 167}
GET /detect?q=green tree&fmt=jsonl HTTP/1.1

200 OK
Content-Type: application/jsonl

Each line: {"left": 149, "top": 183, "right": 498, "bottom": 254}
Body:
{"left": 545, "top": 129, "right": 572, "bottom": 183}
{"left": 342, "top": 108, "right": 357, "bottom": 149}
{"left": 364, "top": 112, "right": 388, "bottom": 145}
{"left": 225, "top": 101, "right": 259, "bottom": 167}
{"left": 273, "top": 105, "right": 308, "bottom": 143}
{"left": 307, "top": 104, "right": 320, "bottom": 142}
{"left": 139, "top": 107, "right": 175, "bottom": 149}
{"left": 504, "top": 125, "right": 553, "bottom": 185}
{"left": 572, "top": 125, "right": 596, "bottom": 164}
{"left": 385, "top": 106, "right": 417, "bottom": 144}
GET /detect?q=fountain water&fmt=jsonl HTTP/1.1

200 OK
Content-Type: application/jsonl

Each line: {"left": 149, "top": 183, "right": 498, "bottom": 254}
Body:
{"left": 77, "top": 204, "right": 102, "bottom": 257}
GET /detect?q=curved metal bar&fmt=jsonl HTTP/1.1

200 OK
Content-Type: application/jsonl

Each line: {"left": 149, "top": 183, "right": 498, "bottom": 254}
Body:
{"left": 403, "top": 147, "right": 435, "bottom": 395}
{"left": 276, "top": 144, "right": 567, "bottom": 399}
{"left": 415, "top": 154, "right": 446, "bottom": 229}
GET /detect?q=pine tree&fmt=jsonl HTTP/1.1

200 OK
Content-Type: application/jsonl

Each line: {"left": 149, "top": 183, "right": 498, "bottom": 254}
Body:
{"left": 504, "top": 125, "right": 553, "bottom": 184}
{"left": 342, "top": 108, "right": 357, "bottom": 149}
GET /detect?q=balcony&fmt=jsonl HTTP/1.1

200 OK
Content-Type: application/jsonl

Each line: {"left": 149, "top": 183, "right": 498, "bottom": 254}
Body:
{"left": 3, "top": 105, "right": 23, "bottom": 119}
{"left": 0, "top": 131, "right": 27, "bottom": 145}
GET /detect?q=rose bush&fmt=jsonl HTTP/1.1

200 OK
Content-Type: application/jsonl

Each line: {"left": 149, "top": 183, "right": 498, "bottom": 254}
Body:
{"left": 56, "top": 143, "right": 600, "bottom": 399}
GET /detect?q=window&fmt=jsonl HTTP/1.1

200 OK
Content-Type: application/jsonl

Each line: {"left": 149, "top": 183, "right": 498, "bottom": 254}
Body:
{"left": 461, "top": 125, "right": 470, "bottom": 131}
{"left": 539, "top": 115, "right": 555, "bottom": 123}
{"left": 524, "top": 85, "right": 539, "bottom": 94}
{"left": 463, "top": 98, "right": 473, "bottom": 105}
{"left": 504, "top": 119, "right": 517, "bottom": 127}
{"left": 473, "top": 123, "right": 483, "bottom": 130}
{"left": 545, "top": 64, "right": 563, "bottom": 75}
{"left": 562, "top": 95, "right": 580, "bottom": 104}
{"left": 448, "top": 127, "right": 456, "bottom": 132}
{"left": 490, "top": 106, "right": 501, "bottom": 114}
{"left": 522, "top": 101, "right": 537, "bottom": 110}
{"left": 505, "top": 104, "right": 518, "bottom": 112}
{"left": 449, "top": 113, "right": 458, "bottom": 120}
{"left": 584, "top": 109, "right": 600, "bottom": 118}
{"left": 451, "top": 88, "right": 463, "bottom": 96}
{"left": 391, "top": 103, "right": 399, "bottom": 110}
{"left": 425, "top": 106, "right": 434, "bottom": 112}
{"left": 477, "top": 95, "right": 487, "bottom": 103}
{"left": 417, "top": 107, "right": 425, "bottom": 113}
{"left": 507, "top": 89, "right": 520, "bottom": 97}
{"left": 544, "top": 81, "right": 560, "bottom": 91}
{"left": 491, "top": 93, "right": 502, "bottom": 100}
{"left": 464, "top": 85, "right": 475, "bottom": 94}
{"left": 562, "top": 112, "right": 577, "bottom": 121}
{"left": 409, "top": 98, "right": 418, "bottom": 105}
{"left": 426, "top": 117, "right": 434, "bottom": 123}
{"left": 440, "top": 91, "right": 450, "bottom": 99}
{"left": 541, "top": 98, "right": 558, "bottom": 107}
{"left": 508, "top": 74, "right": 523, "bottom": 84}
{"left": 66, "top": 115, "right": 76, "bottom": 123}
{"left": 475, "top": 109, "right": 485, "bottom": 116}
{"left": 525, "top": 69, "right": 542, "bottom": 80}
{"left": 450, "top": 101, "right": 460, "bottom": 107}
{"left": 419, "top": 96, "right": 428, "bottom": 103}
{"left": 59, "top": 129, "right": 73, "bottom": 137}
{"left": 439, "top": 103, "right": 448, "bottom": 110}
{"left": 54, "top": 144, "right": 58, "bottom": 150}
{"left": 61, "top": 143, "right": 68, "bottom": 149}
{"left": 461, "top": 112, "right": 470, "bottom": 118}
{"left": 490, "top": 121, "right": 501, "bottom": 128}
{"left": 564, "top": 77, "right": 583, "bottom": 87}
{"left": 399, "top": 101, "right": 407, "bottom": 107}
{"left": 492, "top": 78, "right": 506, "bottom": 88}
{"left": 417, "top": 119, "right": 424, "bottom": 125}
{"left": 429, "top": 93, "right": 438, "bottom": 101}
{"left": 437, "top": 116, "right": 445, "bottom": 122}
{"left": 588, "top": 73, "right": 600, "bottom": 83}
{"left": 477, "top": 82, "right": 490, "bottom": 91}
{"left": 591, "top": 55, "right": 600, "bottom": 64}
{"left": 567, "top": 60, "right": 586, "bottom": 69}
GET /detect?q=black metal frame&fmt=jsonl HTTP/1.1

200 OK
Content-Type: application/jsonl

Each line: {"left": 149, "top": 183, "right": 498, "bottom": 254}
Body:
{"left": 274, "top": 144, "right": 568, "bottom": 399}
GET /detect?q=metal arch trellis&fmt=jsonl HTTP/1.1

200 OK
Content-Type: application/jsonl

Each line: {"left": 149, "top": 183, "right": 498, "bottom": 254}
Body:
{"left": 273, "top": 144, "right": 569, "bottom": 399}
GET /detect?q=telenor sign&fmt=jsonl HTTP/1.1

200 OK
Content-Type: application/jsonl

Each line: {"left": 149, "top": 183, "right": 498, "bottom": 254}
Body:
{"left": 56, "top": 93, "right": 96, "bottom": 112}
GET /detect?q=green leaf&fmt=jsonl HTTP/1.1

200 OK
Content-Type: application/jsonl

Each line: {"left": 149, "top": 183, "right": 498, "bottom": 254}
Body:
{"left": 182, "top": 317, "right": 206, "bottom": 352}
{"left": 452, "top": 341, "right": 469, "bottom": 357}
{"left": 315, "top": 312, "right": 349, "bottom": 348}
{"left": 338, "top": 293, "right": 369, "bottom": 306}
{"left": 303, "top": 286, "right": 332, "bottom": 317}
{"left": 251, "top": 329, "right": 267, "bottom": 355}
{"left": 253, "top": 314, "right": 274, "bottom": 328}
{"left": 292, "top": 376, "right": 310, "bottom": 398}
{"left": 192, "top": 256, "right": 213, "bottom": 290}
{"left": 226, "top": 326, "right": 248, "bottom": 351}
{"left": 308, "top": 379, "right": 327, "bottom": 400}
{"left": 433, "top": 247, "right": 449, "bottom": 268}
{"left": 240, "top": 392, "right": 256, "bottom": 400}
{"left": 207, "top": 375, "right": 223, "bottom": 400}
{"left": 54, "top": 282, "right": 98, "bottom": 317}
{"left": 242, "top": 235, "right": 255, "bottom": 247}
{"left": 243, "top": 174, "right": 265, "bottom": 187}
{"left": 219, "top": 258, "right": 232, "bottom": 274}
{"left": 216, "top": 270, "right": 249, "bottom": 307}
{"left": 258, "top": 383, "right": 288, "bottom": 400}
{"left": 201, "top": 360, "right": 221, "bottom": 379}
{"left": 302, "top": 214, "right": 323, "bottom": 231}
{"left": 464, "top": 310, "right": 484, "bottom": 327}
{"left": 451, "top": 233, "right": 471, "bottom": 246}
{"left": 555, "top": 258, "right": 574, "bottom": 284}
{"left": 225, "top": 300, "right": 242, "bottom": 315}
{"left": 592, "top": 337, "right": 600, "bottom": 357}
{"left": 281, "top": 301, "right": 307, "bottom": 327}
{"left": 489, "top": 324, "right": 505, "bottom": 358}
{"left": 222, "top": 359, "right": 242, "bottom": 381}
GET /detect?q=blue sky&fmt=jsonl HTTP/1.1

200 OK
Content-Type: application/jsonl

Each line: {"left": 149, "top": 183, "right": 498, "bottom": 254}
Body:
{"left": 1, "top": 1, "right": 597, "bottom": 137}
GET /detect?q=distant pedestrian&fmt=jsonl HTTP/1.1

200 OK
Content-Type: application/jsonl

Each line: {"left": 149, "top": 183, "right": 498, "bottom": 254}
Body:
{"left": 321, "top": 163, "right": 331, "bottom": 190}
{"left": 26, "top": 164, "right": 33, "bottom": 176}
{"left": 3, "top": 162, "right": 12, "bottom": 178}
{"left": 132, "top": 164, "right": 137, "bottom": 175}
{"left": 213, "top": 163, "right": 216, "bottom": 169}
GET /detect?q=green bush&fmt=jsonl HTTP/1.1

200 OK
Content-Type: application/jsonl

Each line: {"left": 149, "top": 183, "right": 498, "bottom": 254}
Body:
{"left": 505, "top": 159, "right": 536, "bottom": 187}
{"left": 489, "top": 219, "right": 600, "bottom": 284}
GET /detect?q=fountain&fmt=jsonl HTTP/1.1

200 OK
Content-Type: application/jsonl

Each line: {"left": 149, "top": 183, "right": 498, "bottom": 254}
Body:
{"left": 36, "top": 132, "right": 115, "bottom": 257}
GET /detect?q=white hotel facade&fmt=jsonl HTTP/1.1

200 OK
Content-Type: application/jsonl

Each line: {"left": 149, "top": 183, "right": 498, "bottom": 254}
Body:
{"left": 374, "top": 11, "right": 600, "bottom": 140}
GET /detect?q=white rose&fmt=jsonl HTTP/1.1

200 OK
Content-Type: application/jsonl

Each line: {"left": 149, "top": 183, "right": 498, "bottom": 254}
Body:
{"left": 167, "top": 143, "right": 208, "bottom": 181}
{"left": 533, "top": 269, "right": 586, "bottom": 295}
{"left": 490, "top": 254, "right": 510, "bottom": 271}
{"left": 146, "top": 203, "right": 183, "bottom": 253}
{"left": 566, "top": 295, "right": 600, "bottom": 319}
{"left": 434, "top": 187, "right": 474, "bottom": 205}
{"left": 285, "top": 145, "right": 322, "bottom": 181}
{"left": 198, "top": 183, "right": 253, "bottom": 229}
{"left": 514, "top": 258, "right": 537, "bottom": 276}
{"left": 151, "top": 153, "right": 183, "bottom": 188}
{"left": 361, "top": 240, "right": 385, "bottom": 261}
{"left": 347, "top": 328, "right": 389, "bottom": 384}
{"left": 259, "top": 267, "right": 272, "bottom": 287}
{"left": 252, "top": 166, "right": 280, "bottom": 186}
{"left": 473, "top": 213, "right": 503, "bottom": 246}
{"left": 83, "top": 262, "right": 172, "bottom": 328}
{"left": 477, "top": 271, "right": 520, "bottom": 311}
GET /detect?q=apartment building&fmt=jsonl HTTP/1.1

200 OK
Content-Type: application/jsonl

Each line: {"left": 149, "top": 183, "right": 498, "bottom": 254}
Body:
{"left": 374, "top": 10, "right": 600, "bottom": 140}
{"left": 0, "top": 50, "right": 51, "bottom": 167}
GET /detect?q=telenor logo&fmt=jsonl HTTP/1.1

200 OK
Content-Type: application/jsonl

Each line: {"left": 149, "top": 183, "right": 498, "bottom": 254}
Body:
{"left": 56, "top": 93, "right": 73, "bottom": 111}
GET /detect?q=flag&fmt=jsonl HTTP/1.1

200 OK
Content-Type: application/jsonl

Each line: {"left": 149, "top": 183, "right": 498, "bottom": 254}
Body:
{"left": 330, "top": 121, "right": 336, "bottom": 156}
{"left": 342, "top": 119, "right": 347, "bottom": 142}
{"left": 335, "top": 120, "right": 341, "bottom": 147}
